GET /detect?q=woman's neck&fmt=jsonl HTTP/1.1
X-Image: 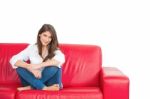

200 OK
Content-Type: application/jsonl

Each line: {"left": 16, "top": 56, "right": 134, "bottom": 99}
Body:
{"left": 42, "top": 46, "right": 48, "bottom": 58}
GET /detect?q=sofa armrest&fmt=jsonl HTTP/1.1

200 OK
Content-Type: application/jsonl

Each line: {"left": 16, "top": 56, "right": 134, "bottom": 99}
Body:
{"left": 100, "top": 67, "right": 129, "bottom": 99}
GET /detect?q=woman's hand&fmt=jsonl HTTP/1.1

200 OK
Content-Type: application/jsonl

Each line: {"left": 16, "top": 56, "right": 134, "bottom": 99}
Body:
{"left": 30, "top": 64, "right": 42, "bottom": 70}
{"left": 30, "top": 69, "right": 42, "bottom": 79}
{"left": 26, "top": 64, "right": 42, "bottom": 79}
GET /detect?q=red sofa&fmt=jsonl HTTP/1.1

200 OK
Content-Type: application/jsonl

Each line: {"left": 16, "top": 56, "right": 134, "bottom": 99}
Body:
{"left": 0, "top": 43, "right": 129, "bottom": 99}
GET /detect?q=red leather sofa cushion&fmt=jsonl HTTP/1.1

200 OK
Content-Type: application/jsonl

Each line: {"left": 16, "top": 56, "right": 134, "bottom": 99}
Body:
{"left": 101, "top": 67, "right": 129, "bottom": 99}
{"left": 0, "top": 89, "right": 17, "bottom": 99}
{"left": 16, "top": 87, "right": 103, "bottom": 99}
{"left": 59, "top": 44, "right": 102, "bottom": 87}
{"left": 0, "top": 43, "right": 29, "bottom": 84}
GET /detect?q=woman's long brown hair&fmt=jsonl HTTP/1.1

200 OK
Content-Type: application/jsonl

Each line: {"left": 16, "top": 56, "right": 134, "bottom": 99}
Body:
{"left": 36, "top": 24, "right": 59, "bottom": 62}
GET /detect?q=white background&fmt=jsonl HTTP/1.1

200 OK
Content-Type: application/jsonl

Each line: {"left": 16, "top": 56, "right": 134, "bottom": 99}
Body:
{"left": 0, "top": 0, "right": 150, "bottom": 99}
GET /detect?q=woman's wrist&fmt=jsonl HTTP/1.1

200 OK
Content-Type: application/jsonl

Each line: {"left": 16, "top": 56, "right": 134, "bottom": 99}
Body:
{"left": 26, "top": 64, "right": 32, "bottom": 71}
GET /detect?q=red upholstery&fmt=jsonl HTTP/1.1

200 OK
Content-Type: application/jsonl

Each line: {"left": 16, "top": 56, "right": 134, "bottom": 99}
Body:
{"left": 100, "top": 67, "right": 129, "bottom": 99}
{"left": 0, "top": 90, "right": 16, "bottom": 99}
{"left": 0, "top": 43, "right": 129, "bottom": 99}
{"left": 0, "top": 43, "right": 28, "bottom": 84}
{"left": 59, "top": 44, "right": 102, "bottom": 87}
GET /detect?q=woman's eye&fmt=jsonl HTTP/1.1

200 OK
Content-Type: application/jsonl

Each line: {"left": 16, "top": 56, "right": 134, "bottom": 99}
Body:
{"left": 49, "top": 36, "right": 52, "bottom": 39}
{"left": 43, "top": 34, "right": 47, "bottom": 37}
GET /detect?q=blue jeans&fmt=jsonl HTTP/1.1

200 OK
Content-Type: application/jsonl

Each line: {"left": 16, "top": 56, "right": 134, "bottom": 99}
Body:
{"left": 16, "top": 66, "right": 62, "bottom": 90}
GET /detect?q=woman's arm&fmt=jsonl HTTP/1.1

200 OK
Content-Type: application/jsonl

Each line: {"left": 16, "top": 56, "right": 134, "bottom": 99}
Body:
{"left": 9, "top": 45, "right": 32, "bottom": 69}
{"left": 15, "top": 60, "right": 42, "bottom": 78}
{"left": 32, "top": 59, "right": 60, "bottom": 69}
{"left": 40, "top": 59, "right": 60, "bottom": 67}
{"left": 41, "top": 49, "right": 65, "bottom": 67}
{"left": 15, "top": 60, "right": 30, "bottom": 68}
{"left": 14, "top": 60, "right": 35, "bottom": 72}
{"left": 33, "top": 50, "right": 65, "bottom": 69}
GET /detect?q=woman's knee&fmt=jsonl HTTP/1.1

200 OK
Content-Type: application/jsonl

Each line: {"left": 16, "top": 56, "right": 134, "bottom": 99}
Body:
{"left": 16, "top": 67, "right": 25, "bottom": 72}
{"left": 16, "top": 67, "right": 28, "bottom": 74}
{"left": 44, "top": 66, "right": 59, "bottom": 71}
{"left": 45, "top": 66, "right": 59, "bottom": 69}
{"left": 43, "top": 66, "right": 59, "bottom": 76}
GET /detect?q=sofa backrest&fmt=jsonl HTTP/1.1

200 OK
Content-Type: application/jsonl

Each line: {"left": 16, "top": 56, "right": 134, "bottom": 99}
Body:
{"left": 0, "top": 43, "right": 29, "bottom": 85}
{"left": 60, "top": 44, "right": 102, "bottom": 87}
{"left": 0, "top": 43, "right": 102, "bottom": 87}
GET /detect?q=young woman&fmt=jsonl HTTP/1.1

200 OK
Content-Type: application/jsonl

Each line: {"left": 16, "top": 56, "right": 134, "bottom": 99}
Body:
{"left": 10, "top": 24, "right": 65, "bottom": 91}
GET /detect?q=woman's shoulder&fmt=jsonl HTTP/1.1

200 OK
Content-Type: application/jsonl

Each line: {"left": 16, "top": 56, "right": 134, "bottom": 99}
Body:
{"left": 55, "top": 48, "right": 61, "bottom": 51}
{"left": 26, "top": 43, "right": 38, "bottom": 51}
{"left": 54, "top": 48, "right": 63, "bottom": 54}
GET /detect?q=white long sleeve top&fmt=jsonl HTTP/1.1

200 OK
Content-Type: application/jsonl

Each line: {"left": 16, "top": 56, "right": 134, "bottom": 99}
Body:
{"left": 9, "top": 44, "right": 65, "bottom": 69}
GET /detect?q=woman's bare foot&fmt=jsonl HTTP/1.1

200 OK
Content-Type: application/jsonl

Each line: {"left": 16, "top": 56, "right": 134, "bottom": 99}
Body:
{"left": 43, "top": 84, "right": 59, "bottom": 91}
{"left": 17, "top": 86, "right": 32, "bottom": 91}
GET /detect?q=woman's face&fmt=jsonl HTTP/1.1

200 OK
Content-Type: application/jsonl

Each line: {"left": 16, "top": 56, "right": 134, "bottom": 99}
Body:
{"left": 39, "top": 31, "right": 52, "bottom": 46}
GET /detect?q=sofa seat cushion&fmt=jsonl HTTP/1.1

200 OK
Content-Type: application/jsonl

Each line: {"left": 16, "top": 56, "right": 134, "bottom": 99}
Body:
{"left": 16, "top": 87, "right": 102, "bottom": 99}
{"left": 16, "top": 90, "right": 60, "bottom": 99}
{"left": 0, "top": 90, "right": 16, "bottom": 99}
{"left": 60, "top": 87, "right": 103, "bottom": 99}
{"left": 60, "top": 87, "right": 101, "bottom": 93}
{"left": 0, "top": 84, "right": 19, "bottom": 99}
